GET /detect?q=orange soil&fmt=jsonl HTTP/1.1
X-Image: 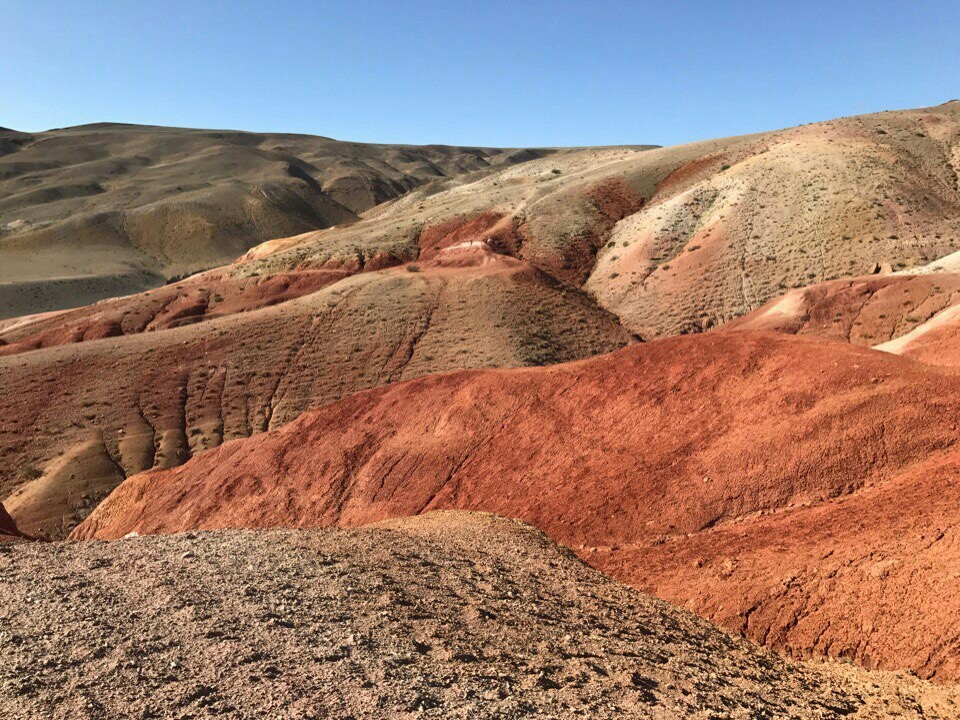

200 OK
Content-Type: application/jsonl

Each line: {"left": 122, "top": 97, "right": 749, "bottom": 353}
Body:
{"left": 1, "top": 248, "right": 629, "bottom": 538}
{"left": 593, "top": 449, "right": 960, "bottom": 681}
{"left": 727, "top": 272, "right": 960, "bottom": 366}
{"left": 0, "top": 269, "right": 354, "bottom": 357}
{"left": 416, "top": 212, "right": 522, "bottom": 262}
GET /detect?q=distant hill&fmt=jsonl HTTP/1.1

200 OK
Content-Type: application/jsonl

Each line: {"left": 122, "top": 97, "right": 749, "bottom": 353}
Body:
{"left": 0, "top": 123, "right": 555, "bottom": 317}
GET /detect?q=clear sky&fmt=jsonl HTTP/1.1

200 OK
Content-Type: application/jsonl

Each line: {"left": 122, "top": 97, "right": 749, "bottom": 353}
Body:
{"left": 5, "top": 0, "right": 959, "bottom": 147}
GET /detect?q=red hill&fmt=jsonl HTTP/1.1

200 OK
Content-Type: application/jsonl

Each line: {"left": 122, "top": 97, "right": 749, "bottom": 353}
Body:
{"left": 74, "top": 331, "right": 960, "bottom": 678}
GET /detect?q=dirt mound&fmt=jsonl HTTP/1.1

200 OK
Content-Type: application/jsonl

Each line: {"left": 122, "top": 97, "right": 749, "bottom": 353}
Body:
{"left": 6, "top": 512, "right": 958, "bottom": 718}
{"left": 74, "top": 332, "right": 960, "bottom": 677}
{"left": 0, "top": 123, "right": 553, "bottom": 317}
{"left": 1, "top": 255, "right": 629, "bottom": 539}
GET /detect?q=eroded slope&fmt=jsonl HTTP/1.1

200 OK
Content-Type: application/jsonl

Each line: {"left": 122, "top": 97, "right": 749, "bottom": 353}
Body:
{"left": 586, "top": 102, "right": 960, "bottom": 336}
{"left": 74, "top": 331, "right": 960, "bottom": 679}
{"left": 1, "top": 244, "right": 629, "bottom": 538}
{"left": 726, "top": 270, "right": 960, "bottom": 367}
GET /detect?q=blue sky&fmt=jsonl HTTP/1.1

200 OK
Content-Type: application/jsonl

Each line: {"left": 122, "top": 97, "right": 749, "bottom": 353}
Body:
{"left": 5, "top": 1, "right": 959, "bottom": 147}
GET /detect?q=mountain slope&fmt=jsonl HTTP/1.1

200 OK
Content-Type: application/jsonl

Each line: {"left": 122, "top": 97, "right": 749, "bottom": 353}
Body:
{"left": 0, "top": 143, "right": 672, "bottom": 538}
{"left": 13, "top": 103, "right": 957, "bottom": 354}
{"left": 4, "top": 103, "right": 959, "bottom": 330}
{"left": 728, "top": 270, "right": 960, "bottom": 369}
{"left": 595, "top": 448, "right": 960, "bottom": 681}
{"left": 586, "top": 102, "right": 960, "bottom": 336}
{"left": 128, "top": 101, "right": 960, "bottom": 342}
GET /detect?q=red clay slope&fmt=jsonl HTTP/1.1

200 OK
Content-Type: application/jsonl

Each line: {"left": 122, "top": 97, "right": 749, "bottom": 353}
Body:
{"left": 1, "top": 245, "right": 629, "bottom": 539}
{"left": 0, "top": 268, "right": 355, "bottom": 357}
{"left": 875, "top": 304, "right": 960, "bottom": 367}
{"left": 725, "top": 272, "right": 960, "bottom": 368}
{"left": 75, "top": 331, "right": 960, "bottom": 678}
{"left": 593, "top": 448, "right": 960, "bottom": 681}
{"left": 726, "top": 273, "right": 960, "bottom": 344}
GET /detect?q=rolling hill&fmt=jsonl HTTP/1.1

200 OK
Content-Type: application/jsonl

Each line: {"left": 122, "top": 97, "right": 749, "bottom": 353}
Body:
{"left": 5, "top": 103, "right": 960, "bottom": 690}
{"left": 727, "top": 265, "right": 960, "bottom": 367}
{"left": 0, "top": 243, "right": 630, "bottom": 539}
{"left": 0, "top": 122, "right": 557, "bottom": 317}
{"left": 4, "top": 104, "right": 959, "bottom": 535}
{"left": 73, "top": 330, "right": 960, "bottom": 679}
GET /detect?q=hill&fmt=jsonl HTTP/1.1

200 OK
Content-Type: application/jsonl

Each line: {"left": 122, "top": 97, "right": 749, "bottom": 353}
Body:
{"left": 73, "top": 331, "right": 960, "bottom": 679}
{"left": 727, "top": 268, "right": 960, "bottom": 367}
{"left": 0, "top": 140, "right": 670, "bottom": 538}
{"left": 6, "top": 104, "right": 960, "bottom": 684}
{"left": 232, "top": 102, "right": 960, "bottom": 338}
{"left": 6, "top": 103, "right": 959, "bottom": 332}
{"left": 0, "top": 243, "right": 629, "bottom": 539}
{"left": 5, "top": 512, "right": 957, "bottom": 719}
{"left": 585, "top": 102, "right": 960, "bottom": 336}
{"left": 0, "top": 123, "right": 556, "bottom": 317}
{"left": 4, "top": 104, "right": 959, "bottom": 528}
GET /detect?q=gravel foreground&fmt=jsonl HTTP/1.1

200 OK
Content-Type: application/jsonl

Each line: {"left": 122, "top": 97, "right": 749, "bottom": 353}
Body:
{"left": 2, "top": 512, "right": 958, "bottom": 719}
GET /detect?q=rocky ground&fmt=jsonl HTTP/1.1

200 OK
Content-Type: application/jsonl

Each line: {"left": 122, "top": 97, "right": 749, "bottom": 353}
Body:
{"left": 3, "top": 512, "right": 958, "bottom": 719}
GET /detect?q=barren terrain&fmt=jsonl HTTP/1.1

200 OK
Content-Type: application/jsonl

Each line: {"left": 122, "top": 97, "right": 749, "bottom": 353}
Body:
{"left": 4, "top": 104, "right": 960, "bottom": 542}
{"left": 728, "top": 268, "right": 960, "bottom": 366}
{"left": 74, "top": 330, "right": 960, "bottom": 679}
{"left": 5, "top": 102, "right": 960, "bottom": 708}
{"left": 0, "top": 123, "right": 559, "bottom": 316}
{"left": 5, "top": 513, "right": 958, "bottom": 719}
{"left": 0, "top": 245, "right": 629, "bottom": 539}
